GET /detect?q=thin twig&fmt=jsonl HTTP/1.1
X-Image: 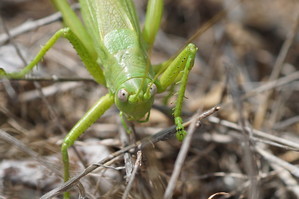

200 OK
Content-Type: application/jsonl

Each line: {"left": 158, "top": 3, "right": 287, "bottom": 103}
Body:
{"left": 256, "top": 147, "right": 299, "bottom": 178}
{"left": 1, "top": 14, "right": 68, "bottom": 136}
{"left": 40, "top": 106, "right": 220, "bottom": 199}
{"left": 253, "top": 7, "right": 299, "bottom": 128}
{"left": 268, "top": 162, "right": 299, "bottom": 197}
{"left": 3, "top": 76, "right": 95, "bottom": 82}
{"left": 273, "top": 115, "right": 299, "bottom": 130}
{"left": 122, "top": 151, "right": 142, "bottom": 199}
{"left": 208, "top": 192, "right": 230, "bottom": 199}
{"left": 208, "top": 116, "right": 299, "bottom": 151}
{"left": 0, "top": 129, "right": 89, "bottom": 197}
{"left": 221, "top": 71, "right": 299, "bottom": 109}
{"left": 163, "top": 112, "right": 199, "bottom": 199}
{"left": 19, "top": 82, "right": 82, "bottom": 102}
{"left": 225, "top": 62, "right": 259, "bottom": 199}
{"left": 255, "top": 146, "right": 299, "bottom": 197}
{"left": 0, "top": 129, "right": 61, "bottom": 176}
{"left": 269, "top": 10, "right": 299, "bottom": 82}
{"left": 0, "top": 4, "right": 79, "bottom": 45}
{"left": 2, "top": 12, "right": 89, "bottom": 196}
{"left": 119, "top": 117, "right": 134, "bottom": 183}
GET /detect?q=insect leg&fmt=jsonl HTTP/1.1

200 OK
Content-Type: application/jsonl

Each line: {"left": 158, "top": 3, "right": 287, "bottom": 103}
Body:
{"left": 157, "top": 43, "right": 198, "bottom": 141}
{"left": 0, "top": 27, "right": 106, "bottom": 85}
{"left": 61, "top": 93, "right": 114, "bottom": 198}
{"left": 142, "top": 0, "right": 163, "bottom": 50}
{"left": 52, "top": 0, "right": 94, "bottom": 57}
{"left": 0, "top": 28, "right": 68, "bottom": 79}
{"left": 52, "top": 0, "right": 106, "bottom": 84}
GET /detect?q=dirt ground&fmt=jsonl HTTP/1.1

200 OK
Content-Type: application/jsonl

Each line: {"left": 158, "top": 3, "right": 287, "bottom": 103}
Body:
{"left": 0, "top": 0, "right": 299, "bottom": 198}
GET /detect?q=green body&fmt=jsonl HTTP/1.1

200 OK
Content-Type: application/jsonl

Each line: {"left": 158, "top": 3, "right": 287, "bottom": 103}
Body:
{"left": 81, "top": 0, "right": 152, "bottom": 91}
{"left": 84, "top": 0, "right": 156, "bottom": 119}
{"left": 0, "top": 0, "right": 198, "bottom": 198}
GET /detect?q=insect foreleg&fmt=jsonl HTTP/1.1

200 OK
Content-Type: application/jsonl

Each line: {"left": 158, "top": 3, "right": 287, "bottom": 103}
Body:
{"left": 157, "top": 43, "right": 198, "bottom": 141}
{"left": 61, "top": 93, "right": 114, "bottom": 198}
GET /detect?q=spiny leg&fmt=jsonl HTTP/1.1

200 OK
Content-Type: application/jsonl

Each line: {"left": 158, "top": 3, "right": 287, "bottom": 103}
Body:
{"left": 51, "top": 0, "right": 106, "bottom": 85}
{"left": 173, "top": 55, "right": 196, "bottom": 140}
{"left": 61, "top": 93, "right": 114, "bottom": 198}
{"left": 157, "top": 43, "right": 198, "bottom": 141}
{"left": 0, "top": 27, "right": 105, "bottom": 84}
{"left": 0, "top": 28, "right": 68, "bottom": 78}
{"left": 52, "top": 0, "right": 94, "bottom": 54}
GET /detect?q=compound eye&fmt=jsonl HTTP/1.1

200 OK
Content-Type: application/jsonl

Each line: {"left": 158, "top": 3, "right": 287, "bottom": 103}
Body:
{"left": 118, "top": 89, "right": 129, "bottom": 102}
{"left": 149, "top": 84, "right": 157, "bottom": 96}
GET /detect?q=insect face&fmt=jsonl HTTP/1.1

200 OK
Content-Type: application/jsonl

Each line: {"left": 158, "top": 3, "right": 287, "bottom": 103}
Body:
{"left": 115, "top": 78, "right": 156, "bottom": 120}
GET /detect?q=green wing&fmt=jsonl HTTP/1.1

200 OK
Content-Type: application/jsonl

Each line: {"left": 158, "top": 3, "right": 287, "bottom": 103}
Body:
{"left": 80, "top": 0, "right": 142, "bottom": 52}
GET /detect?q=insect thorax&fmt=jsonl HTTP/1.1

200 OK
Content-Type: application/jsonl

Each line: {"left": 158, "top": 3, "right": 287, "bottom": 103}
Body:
{"left": 100, "top": 29, "right": 153, "bottom": 93}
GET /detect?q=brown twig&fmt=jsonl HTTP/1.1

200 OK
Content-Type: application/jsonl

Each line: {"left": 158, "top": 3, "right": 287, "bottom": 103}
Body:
{"left": 225, "top": 62, "right": 259, "bottom": 199}
{"left": 208, "top": 192, "right": 230, "bottom": 199}
{"left": 122, "top": 150, "right": 142, "bottom": 199}
{"left": 253, "top": 6, "right": 299, "bottom": 128}
{"left": 0, "top": 129, "right": 89, "bottom": 197}
{"left": 40, "top": 106, "right": 220, "bottom": 199}
{"left": 19, "top": 82, "right": 82, "bottom": 102}
{"left": 1, "top": 12, "right": 89, "bottom": 194}
{"left": 118, "top": 117, "right": 134, "bottom": 183}
{"left": 163, "top": 111, "right": 200, "bottom": 199}
{"left": 208, "top": 116, "right": 299, "bottom": 151}
{"left": 256, "top": 147, "right": 299, "bottom": 197}
{"left": 221, "top": 71, "right": 299, "bottom": 110}
{"left": 0, "top": 129, "right": 61, "bottom": 176}
{"left": 0, "top": 4, "right": 79, "bottom": 45}
{"left": 256, "top": 147, "right": 299, "bottom": 178}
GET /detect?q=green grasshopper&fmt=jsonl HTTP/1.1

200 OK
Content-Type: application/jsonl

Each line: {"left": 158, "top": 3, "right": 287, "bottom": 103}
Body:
{"left": 1, "top": 0, "right": 197, "bottom": 197}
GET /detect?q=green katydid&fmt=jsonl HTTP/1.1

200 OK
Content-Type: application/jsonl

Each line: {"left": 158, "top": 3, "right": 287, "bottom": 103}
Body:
{"left": 0, "top": 0, "right": 197, "bottom": 197}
